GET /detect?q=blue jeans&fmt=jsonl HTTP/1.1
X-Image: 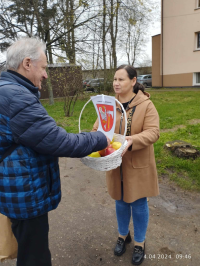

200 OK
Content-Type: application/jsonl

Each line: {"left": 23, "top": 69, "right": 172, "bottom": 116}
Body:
{"left": 115, "top": 185, "right": 149, "bottom": 243}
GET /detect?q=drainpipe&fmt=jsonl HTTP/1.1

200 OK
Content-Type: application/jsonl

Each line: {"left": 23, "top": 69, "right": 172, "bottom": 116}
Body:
{"left": 162, "top": 0, "right": 164, "bottom": 88}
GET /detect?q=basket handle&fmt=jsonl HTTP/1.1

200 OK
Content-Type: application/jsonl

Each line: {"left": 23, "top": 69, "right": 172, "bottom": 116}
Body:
{"left": 78, "top": 96, "right": 127, "bottom": 137}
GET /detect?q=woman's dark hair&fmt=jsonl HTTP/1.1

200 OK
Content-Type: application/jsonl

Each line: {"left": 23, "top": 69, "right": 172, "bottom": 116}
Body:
{"left": 116, "top": 65, "right": 145, "bottom": 94}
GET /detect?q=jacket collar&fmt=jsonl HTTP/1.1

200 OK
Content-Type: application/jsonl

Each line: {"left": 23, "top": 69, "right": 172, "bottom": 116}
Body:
{"left": 0, "top": 71, "right": 40, "bottom": 98}
{"left": 116, "top": 90, "right": 150, "bottom": 111}
{"left": 7, "top": 70, "right": 35, "bottom": 86}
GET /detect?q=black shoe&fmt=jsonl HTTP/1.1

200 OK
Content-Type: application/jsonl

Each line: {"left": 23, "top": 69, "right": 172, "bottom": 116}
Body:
{"left": 132, "top": 243, "right": 145, "bottom": 265}
{"left": 114, "top": 231, "right": 132, "bottom": 256}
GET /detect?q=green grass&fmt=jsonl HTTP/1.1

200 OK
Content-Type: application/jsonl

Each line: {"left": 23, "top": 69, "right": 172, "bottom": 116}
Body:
{"left": 41, "top": 91, "right": 200, "bottom": 191}
{"left": 150, "top": 91, "right": 200, "bottom": 129}
{"left": 41, "top": 94, "right": 98, "bottom": 133}
{"left": 154, "top": 125, "right": 200, "bottom": 191}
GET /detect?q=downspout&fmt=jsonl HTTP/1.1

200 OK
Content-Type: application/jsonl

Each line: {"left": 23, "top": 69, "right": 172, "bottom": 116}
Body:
{"left": 162, "top": 0, "right": 164, "bottom": 88}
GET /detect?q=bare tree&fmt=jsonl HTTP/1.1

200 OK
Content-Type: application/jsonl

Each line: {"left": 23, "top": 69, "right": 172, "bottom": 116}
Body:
{"left": 0, "top": 0, "right": 103, "bottom": 107}
{"left": 118, "top": 0, "right": 158, "bottom": 67}
{"left": 109, "top": 0, "right": 120, "bottom": 69}
{"left": 0, "top": 0, "right": 159, "bottom": 103}
{"left": 0, "top": 0, "right": 56, "bottom": 104}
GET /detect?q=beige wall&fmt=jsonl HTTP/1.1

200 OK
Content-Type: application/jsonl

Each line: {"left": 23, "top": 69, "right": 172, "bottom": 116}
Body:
{"left": 163, "top": 0, "right": 200, "bottom": 76}
{"left": 164, "top": 0, "right": 199, "bottom": 16}
{"left": 152, "top": 35, "right": 162, "bottom": 87}
{"left": 163, "top": 73, "right": 193, "bottom": 87}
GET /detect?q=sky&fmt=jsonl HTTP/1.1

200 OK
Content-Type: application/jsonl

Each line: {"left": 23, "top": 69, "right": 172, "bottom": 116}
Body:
{"left": 146, "top": 0, "right": 161, "bottom": 62}
{"left": 0, "top": 51, "right": 6, "bottom": 63}
{"left": 146, "top": 21, "right": 161, "bottom": 62}
{"left": 118, "top": 0, "right": 161, "bottom": 66}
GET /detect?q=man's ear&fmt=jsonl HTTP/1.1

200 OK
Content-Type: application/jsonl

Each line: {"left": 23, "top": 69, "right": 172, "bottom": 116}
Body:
{"left": 22, "top": 57, "right": 31, "bottom": 71}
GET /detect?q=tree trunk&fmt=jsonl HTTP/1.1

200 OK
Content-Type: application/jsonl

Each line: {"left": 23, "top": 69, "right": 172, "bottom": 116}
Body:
{"left": 46, "top": 67, "right": 54, "bottom": 105}
{"left": 113, "top": 0, "right": 119, "bottom": 69}
{"left": 43, "top": 0, "right": 54, "bottom": 104}
{"left": 110, "top": 0, "right": 119, "bottom": 69}
{"left": 102, "top": 0, "right": 107, "bottom": 81}
{"left": 110, "top": 0, "right": 114, "bottom": 68}
{"left": 70, "top": 0, "right": 75, "bottom": 64}
{"left": 65, "top": 0, "right": 75, "bottom": 64}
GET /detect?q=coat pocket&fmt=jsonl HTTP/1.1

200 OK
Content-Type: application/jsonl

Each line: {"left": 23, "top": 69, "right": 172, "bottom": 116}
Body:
{"left": 131, "top": 146, "right": 150, "bottom": 168}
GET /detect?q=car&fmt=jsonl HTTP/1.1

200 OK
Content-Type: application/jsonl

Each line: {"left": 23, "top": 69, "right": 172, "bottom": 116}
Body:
{"left": 85, "top": 78, "right": 104, "bottom": 92}
{"left": 137, "top": 74, "right": 152, "bottom": 87}
{"left": 83, "top": 79, "right": 91, "bottom": 88}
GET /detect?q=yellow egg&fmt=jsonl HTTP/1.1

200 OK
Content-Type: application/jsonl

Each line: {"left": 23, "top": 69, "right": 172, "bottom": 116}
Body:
{"left": 111, "top": 142, "right": 122, "bottom": 150}
{"left": 88, "top": 152, "right": 101, "bottom": 157}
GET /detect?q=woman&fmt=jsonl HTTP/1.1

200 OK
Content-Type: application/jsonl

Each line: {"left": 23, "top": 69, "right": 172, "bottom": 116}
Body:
{"left": 92, "top": 65, "right": 160, "bottom": 265}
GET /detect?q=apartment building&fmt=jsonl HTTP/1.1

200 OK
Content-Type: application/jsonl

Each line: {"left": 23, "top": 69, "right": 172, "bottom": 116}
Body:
{"left": 152, "top": 0, "right": 200, "bottom": 87}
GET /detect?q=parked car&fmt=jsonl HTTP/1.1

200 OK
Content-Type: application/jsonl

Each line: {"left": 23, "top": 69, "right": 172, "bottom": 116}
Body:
{"left": 137, "top": 74, "right": 152, "bottom": 87}
{"left": 85, "top": 78, "right": 104, "bottom": 92}
{"left": 83, "top": 79, "right": 91, "bottom": 88}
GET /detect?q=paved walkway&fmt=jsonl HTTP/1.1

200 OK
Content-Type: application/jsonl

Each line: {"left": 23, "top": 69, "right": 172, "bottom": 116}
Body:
{"left": 1, "top": 157, "right": 200, "bottom": 266}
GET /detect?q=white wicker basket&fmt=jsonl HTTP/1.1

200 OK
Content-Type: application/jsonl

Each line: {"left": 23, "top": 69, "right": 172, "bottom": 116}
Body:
{"left": 79, "top": 97, "right": 128, "bottom": 171}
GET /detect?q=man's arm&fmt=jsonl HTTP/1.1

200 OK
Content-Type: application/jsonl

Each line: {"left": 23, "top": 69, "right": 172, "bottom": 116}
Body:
{"left": 10, "top": 92, "right": 108, "bottom": 158}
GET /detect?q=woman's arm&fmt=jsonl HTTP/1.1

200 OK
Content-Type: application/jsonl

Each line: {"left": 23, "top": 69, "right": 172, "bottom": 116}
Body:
{"left": 122, "top": 101, "right": 159, "bottom": 156}
{"left": 91, "top": 118, "right": 99, "bottom": 132}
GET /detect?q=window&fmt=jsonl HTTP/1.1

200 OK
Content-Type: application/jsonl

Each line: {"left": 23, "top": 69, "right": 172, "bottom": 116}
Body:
{"left": 197, "top": 32, "right": 200, "bottom": 48}
{"left": 195, "top": 0, "right": 200, "bottom": 8}
{"left": 196, "top": 73, "right": 200, "bottom": 84}
{"left": 193, "top": 73, "right": 200, "bottom": 85}
{"left": 195, "top": 32, "right": 200, "bottom": 50}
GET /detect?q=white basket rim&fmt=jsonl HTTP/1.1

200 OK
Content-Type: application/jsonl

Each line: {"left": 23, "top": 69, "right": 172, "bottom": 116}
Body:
{"left": 78, "top": 94, "right": 127, "bottom": 137}
{"left": 84, "top": 136, "right": 126, "bottom": 160}
{"left": 80, "top": 139, "right": 128, "bottom": 171}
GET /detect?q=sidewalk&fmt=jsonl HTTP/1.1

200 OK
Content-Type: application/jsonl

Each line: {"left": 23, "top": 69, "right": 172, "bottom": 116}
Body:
{"left": 1, "top": 157, "right": 200, "bottom": 266}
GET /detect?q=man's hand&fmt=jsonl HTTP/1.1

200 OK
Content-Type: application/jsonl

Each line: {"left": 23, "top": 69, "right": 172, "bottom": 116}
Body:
{"left": 121, "top": 136, "right": 133, "bottom": 156}
{"left": 105, "top": 135, "right": 111, "bottom": 147}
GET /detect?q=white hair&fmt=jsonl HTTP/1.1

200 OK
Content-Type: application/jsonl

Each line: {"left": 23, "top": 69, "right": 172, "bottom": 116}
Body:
{"left": 6, "top": 37, "right": 46, "bottom": 70}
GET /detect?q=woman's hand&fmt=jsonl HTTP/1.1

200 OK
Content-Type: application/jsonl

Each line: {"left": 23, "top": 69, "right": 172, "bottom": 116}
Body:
{"left": 121, "top": 136, "right": 133, "bottom": 156}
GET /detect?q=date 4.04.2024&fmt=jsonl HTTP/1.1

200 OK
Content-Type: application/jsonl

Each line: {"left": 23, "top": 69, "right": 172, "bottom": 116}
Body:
{"left": 144, "top": 254, "right": 192, "bottom": 260}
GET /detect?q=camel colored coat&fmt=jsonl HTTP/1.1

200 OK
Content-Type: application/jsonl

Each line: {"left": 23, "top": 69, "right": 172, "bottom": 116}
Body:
{"left": 92, "top": 90, "right": 160, "bottom": 203}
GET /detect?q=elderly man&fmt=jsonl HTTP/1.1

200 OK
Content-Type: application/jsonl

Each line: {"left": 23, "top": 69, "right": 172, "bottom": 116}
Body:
{"left": 0, "top": 38, "right": 109, "bottom": 266}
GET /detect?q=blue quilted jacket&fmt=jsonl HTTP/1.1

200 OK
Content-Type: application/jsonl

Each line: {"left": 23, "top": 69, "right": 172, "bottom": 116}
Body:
{"left": 0, "top": 71, "right": 107, "bottom": 219}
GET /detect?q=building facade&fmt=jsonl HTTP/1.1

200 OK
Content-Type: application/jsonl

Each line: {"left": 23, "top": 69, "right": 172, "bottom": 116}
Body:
{"left": 152, "top": 0, "right": 200, "bottom": 87}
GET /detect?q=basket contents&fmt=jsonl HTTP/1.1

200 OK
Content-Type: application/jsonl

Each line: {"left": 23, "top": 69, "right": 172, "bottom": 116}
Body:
{"left": 88, "top": 141, "right": 122, "bottom": 157}
{"left": 111, "top": 141, "right": 122, "bottom": 150}
{"left": 88, "top": 152, "right": 101, "bottom": 158}
{"left": 80, "top": 133, "right": 127, "bottom": 171}
{"left": 79, "top": 96, "right": 127, "bottom": 171}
